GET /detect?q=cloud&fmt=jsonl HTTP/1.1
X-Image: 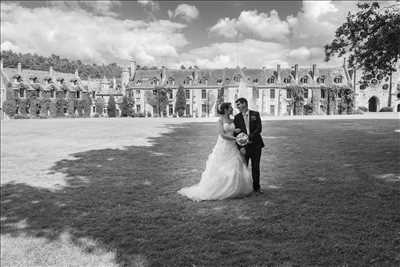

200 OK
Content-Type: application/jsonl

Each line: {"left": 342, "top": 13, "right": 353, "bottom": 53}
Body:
{"left": 178, "top": 39, "right": 290, "bottom": 68}
{"left": 0, "top": 2, "right": 188, "bottom": 66}
{"left": 48, "top": 0, "right": 121, "bottom": 17}
{"left": 137, "top": 0, "right": 159, "bottom": 9}
{"left": 170, "top": 4, "right": 199, "bottom": 22}
{"left": 210, "top": 10, "right": 290, "bottom": 42}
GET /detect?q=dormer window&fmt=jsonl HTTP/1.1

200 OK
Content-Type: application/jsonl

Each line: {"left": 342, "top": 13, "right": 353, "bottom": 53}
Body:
{"left": 183, "top": 77, "right": 192, "bottom": 85}
{"left": 36, "top": 88, "right": 41, "bottom": 97}
{"left": 317, "top": 76, "right": 325, "bottom": 84}
{"left": 50, "top": 87, "right": 55, "bottom": 98}
{"left": 300, "top": 76, "right": 308, "bottom": 84}
{"left": 233, "top": 75, "right": 241, "bottom": 82}
{"left": 253, "top": 78, "right": 258, "bottom": 83}
{"left": 267, "top": 77, "right": 275, "bottom": 84}
{"left": 19, "top": 87, "right": 25, "bottom": 98}
{"left": 13, "top": 74, "right": 22, "bottom": 83}
{"left": 217, "top": 79, "right": 222, "bottom": 85}
{"left": 283, "top": 77, "right": 291, "bottom": 83}
{"left": 334, "top": 76, "right": 343, "bottom": 84}
{"left": 167, "top": 78, "right": 175, "bottom": 86}
{"left": 76, "top": 91, "right": 80, "bottom": 99}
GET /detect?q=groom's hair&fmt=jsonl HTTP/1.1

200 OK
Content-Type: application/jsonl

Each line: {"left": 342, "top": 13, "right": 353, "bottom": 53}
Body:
{"left": 235, "top": 98, "right": 248, "bottom": 106}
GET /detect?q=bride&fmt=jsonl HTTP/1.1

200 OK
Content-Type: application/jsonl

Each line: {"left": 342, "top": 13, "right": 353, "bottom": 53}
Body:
{"left": 178, "top": 102, "right": 253, "bottom": 201}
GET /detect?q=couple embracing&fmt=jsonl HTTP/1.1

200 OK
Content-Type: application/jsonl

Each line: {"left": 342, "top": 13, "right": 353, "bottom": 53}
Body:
{"left": 178, "top": 98, "right": 265, "bottom": 201}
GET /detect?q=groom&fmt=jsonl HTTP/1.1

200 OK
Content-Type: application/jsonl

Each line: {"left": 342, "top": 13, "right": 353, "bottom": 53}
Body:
{"left": 234, "top": 98, "right": 264, "bottom": 193}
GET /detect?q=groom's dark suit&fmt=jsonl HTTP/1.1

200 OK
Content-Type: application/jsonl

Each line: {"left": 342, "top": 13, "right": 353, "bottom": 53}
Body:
{"left": 234, "top": 110, "right": 264, "bottom": 191}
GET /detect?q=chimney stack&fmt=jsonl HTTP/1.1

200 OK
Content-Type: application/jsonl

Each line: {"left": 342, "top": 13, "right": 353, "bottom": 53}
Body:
{"left": 130, "top": 59, "right": 136, "bottom": 80}
{"left": 276, "top": 64, "right": 281, "bottom": 82}
{"left": 49, "top": 66, "right": 54, "bottom": 78}
{"left": 312, "top": 64, "right": 317, "bottom": 80}
{"left": 161, "top": 66, "right": 167, "bottom": 85}
{"left": 17, "top": 62, "right": 22, "bottom": 74}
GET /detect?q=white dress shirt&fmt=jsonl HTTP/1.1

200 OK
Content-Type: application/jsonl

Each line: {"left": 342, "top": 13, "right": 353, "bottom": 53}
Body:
{"left": 243, "top": 110, "right": 250, "bottom": 135}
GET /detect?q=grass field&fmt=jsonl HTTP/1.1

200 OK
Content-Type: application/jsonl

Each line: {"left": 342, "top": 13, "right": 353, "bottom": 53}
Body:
{"left": 1, "top": 118, "right": 400, "bottom": 266}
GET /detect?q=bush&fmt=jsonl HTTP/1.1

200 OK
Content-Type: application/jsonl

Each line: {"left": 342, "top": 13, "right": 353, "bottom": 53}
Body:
{"left": 3, "top": 99, "right": 18, "bottom": 116}
{"left": 39, "top": 98, "right": 51, "bottom": 117}
{"left": 358, "top": 106, "right": 368, "bottom": 112}
{"left": 107, "top": 96, "right": 117, "bottom": 117}
{"left": 67, "top": 98, "right": 76, "bottom": 116}
{"left": 18, "top": 99, "right": 29, "bottom": 115}
{"left": 56, "top": 99, "right": 67, "bottom": 117}
{"left": 120, "top": 96, "right": 134, "bottom": 117}
{"left": 95, "top": 97, "right": 105, "bottom": 116}
{"left": 134, "top": 112, "right": 145, "bottom": 117}
{"left": 352, "top": 108, "right": 364, "bottom": 114}
{"left": 28, "top": 98, "right": 40, "bottom": 116}
{"left": 175, "top": 86, "right": 186, "bottom": 117}
{"left": 49, "top": 100, "right": 57, "bottom": 117}
{"left": 93, "top": 113, "right": 100, "bottom": 118}
{"left": 303, "top": 103, "right": 313, "bottom": 115}
{"left": 13, "top": 114, "right": 30, "bottom": 119}
{"left": 379, "top": 107, "right": 393, "bottom": 112}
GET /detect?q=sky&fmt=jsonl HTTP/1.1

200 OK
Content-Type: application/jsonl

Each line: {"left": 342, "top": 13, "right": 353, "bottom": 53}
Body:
{"left": 0, "top": 0, "right": 396, "bottom": 69}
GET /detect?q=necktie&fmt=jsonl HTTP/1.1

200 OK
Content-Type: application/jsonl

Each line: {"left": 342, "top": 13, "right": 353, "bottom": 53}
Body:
{"left": 245, "top": 112, "right": 249, "bottom": 134}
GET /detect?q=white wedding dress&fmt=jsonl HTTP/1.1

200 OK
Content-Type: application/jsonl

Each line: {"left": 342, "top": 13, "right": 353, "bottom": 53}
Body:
{"left": 178, "top": 122, "right": 253, "bottom": 201}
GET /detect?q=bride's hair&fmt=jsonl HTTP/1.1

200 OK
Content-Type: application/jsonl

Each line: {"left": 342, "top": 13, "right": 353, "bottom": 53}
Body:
{"left": 217, "top": 102, "right": 231, "bottom": 115}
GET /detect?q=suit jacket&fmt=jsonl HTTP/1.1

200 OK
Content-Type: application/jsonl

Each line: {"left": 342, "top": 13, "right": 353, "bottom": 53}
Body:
{"left": 234, "top": 110, "right": 264, "bottom": 149}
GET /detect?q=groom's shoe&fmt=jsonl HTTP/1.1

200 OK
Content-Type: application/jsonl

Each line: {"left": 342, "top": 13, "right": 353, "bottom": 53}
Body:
{"left": 254, "top": 189, "right": 264, "bottom": 195}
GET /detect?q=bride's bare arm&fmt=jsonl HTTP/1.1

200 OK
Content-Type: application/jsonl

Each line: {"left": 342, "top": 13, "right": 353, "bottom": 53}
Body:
{"left": 218, "top": 119, "right": 236, "bottom": 141}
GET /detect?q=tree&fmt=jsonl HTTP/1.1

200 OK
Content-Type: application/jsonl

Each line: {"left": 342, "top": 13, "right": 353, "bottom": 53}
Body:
{"left": 325, "top": 2, "right": 400, "bottom": 79}
{"left": 145, "top": 88, "right": 169, "bottom": 117}
{"left": 1, "top": 50, "right": 123, "bottom": 79}
{"left": 107, "top": 95, "right": 117, "bottom": 117}
{"left": 180, "top": 65, "right": 186, "bottom": 70}
{"left": 286, "top": 85, "right": 305, "bottom": 115}
{"left": 95, "top": 97, "right": 105, "bottom": 116}
{"left": 175, "top": 86, "right": 186, "bottom": 117}
{"left": 120, "top": 96, "right": 134, "bottom": 117}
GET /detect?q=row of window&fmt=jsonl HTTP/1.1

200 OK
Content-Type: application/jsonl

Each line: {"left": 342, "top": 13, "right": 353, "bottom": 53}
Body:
{"left": 145, "top": 88, "right": 317, "bottom": 101}
{"left": 134, "top": 76, "right": 343, "bottom": 86}
{"left": 16, "top": 89, "right": 85, "bottom": 99}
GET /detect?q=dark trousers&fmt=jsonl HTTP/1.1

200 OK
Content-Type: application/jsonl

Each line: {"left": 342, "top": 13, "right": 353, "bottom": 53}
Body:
{"left": 245, "top": 147, "right": 262, "bottom": 191}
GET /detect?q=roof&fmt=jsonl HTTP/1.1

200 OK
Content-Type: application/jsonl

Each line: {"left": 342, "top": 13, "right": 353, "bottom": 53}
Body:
{"left": 3, "top": 68, "right": 77, "bottom": 83}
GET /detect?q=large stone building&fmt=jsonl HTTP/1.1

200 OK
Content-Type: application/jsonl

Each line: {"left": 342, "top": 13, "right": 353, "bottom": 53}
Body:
{"left": 1, "top": 59, "right": 399, "bottom": 118}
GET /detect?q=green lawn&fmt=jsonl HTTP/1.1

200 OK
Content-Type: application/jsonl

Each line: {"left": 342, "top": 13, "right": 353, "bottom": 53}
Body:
{"left": 1, "top": 119, "right": 400, "bottom": 266}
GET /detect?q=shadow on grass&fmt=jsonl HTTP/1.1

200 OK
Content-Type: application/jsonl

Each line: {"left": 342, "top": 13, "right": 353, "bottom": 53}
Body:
{"left": 1, "top": 120, "right": 400, "bottom": 266}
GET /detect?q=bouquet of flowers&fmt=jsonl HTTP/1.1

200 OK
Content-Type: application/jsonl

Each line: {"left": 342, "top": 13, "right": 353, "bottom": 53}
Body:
{"left": 236, "top": 132, "right": 249, "bottom": 147}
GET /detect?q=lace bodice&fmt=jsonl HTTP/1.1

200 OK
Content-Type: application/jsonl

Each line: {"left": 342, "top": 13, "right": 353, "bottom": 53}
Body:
{"left": 223, "top": 122, "right": 235, "bottom": 134}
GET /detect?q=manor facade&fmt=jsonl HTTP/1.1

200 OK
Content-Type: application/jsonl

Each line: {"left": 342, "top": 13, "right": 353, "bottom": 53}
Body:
{"left": 1, "top": 59, "right": 399, "bottom": 118}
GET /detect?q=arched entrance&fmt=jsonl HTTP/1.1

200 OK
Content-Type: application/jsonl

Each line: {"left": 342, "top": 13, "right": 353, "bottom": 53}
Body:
{"left": 368, "top": 96, "right": 379, "bottom": 112}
